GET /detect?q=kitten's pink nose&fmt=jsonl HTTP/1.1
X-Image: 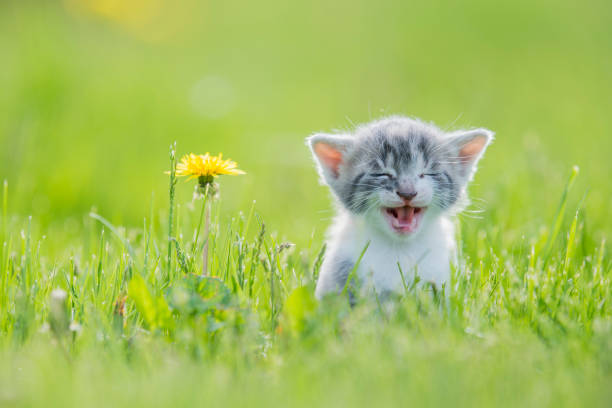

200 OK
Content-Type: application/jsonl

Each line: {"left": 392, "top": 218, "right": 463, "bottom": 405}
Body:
{"left": 397, "top": 190, "right": 417, "bottom": 203}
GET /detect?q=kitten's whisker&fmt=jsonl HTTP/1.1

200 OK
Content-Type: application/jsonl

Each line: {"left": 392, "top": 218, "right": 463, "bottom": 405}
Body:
{"left": 345, "top": 116, "right": 356, "bottom": 128}
{"left": 456, "top": 212, "right": 484, "bottom": 220}
{"left": 429, "top": 137, "right": 458, "bottom": 154}
{"left": 442, "top": 113, "right": 464, "bottom": 131}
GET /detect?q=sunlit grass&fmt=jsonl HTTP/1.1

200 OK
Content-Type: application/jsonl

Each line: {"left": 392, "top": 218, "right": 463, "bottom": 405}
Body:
{"left": 0, "top": 151, "right": 610, "bottom": 406}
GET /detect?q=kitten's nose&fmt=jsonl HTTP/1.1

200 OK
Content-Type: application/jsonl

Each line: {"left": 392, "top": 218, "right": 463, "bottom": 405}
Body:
{"left": 397, "top": 190, "right": 417, "bottom": 202}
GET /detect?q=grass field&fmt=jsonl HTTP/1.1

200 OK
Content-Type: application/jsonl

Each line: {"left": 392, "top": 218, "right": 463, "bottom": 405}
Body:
{"left": 1, "top": 1, "right": 611, "bottom": 406}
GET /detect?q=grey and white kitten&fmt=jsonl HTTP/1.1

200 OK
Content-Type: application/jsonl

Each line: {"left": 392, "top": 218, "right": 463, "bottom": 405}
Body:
{"left": 307, "top": 116, "right": 493, "bottom": 299}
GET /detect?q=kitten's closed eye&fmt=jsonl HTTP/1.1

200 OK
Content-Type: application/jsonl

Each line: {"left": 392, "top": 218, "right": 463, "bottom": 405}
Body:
{"left": 371, "top": 172, "right": 394, "bottom": 179}
{"left": 417, "top": 173, "right": 439, "bottom": 179}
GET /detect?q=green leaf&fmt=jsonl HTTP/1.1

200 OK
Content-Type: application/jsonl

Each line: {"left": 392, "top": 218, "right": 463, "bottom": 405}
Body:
{"left": 128, "top": 274, "right": 173, "bottom": 331}
{"left": 283, "top": 286, "right": 317, "bottom": 335}
{"left": 166, "top": 275, "right": 233, "bottom": 317}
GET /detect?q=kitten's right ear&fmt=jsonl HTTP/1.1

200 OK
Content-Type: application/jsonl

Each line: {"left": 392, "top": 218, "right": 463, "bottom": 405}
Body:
{"left": 445, "top": 128, "right": 494, "bottom": 180}
{"left": 306, "top": 133, "right": 354, "bottom": 183}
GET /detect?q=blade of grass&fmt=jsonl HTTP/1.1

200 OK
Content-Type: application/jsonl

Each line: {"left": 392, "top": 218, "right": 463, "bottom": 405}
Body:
{"left": 542, "top": 165, "right": 580, "bottom": 268}
{"left": 89, "top": 213, "right": 136, "bottom": 262}
{"left": 2, "top": 180, "right": 7, "bottom": 244}
{"left": 342, "top": 241, "right": 370, "bottom": 296}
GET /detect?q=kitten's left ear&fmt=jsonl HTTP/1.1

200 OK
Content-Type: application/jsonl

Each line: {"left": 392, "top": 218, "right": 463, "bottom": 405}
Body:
{"left": 306, "top": 133, "right": 354, "bottom": 184}
{"left": 446, "top": 128, "right": 494, "bottom": 179}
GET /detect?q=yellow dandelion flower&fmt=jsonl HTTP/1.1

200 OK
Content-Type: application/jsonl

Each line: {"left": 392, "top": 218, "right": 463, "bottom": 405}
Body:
{"left": 175, "top": 153, "right": 245, "bottom": 181}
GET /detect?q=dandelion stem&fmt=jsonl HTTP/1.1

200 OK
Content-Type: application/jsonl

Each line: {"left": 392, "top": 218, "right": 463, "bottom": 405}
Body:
{"left": 192, "top": 185, "right": 209, "bottom": 266}
{"left": 202, "top": 189, "right": 211, "bottom": 276}
{"left": 167, "top": 143, "right": 177, "bottom": 280}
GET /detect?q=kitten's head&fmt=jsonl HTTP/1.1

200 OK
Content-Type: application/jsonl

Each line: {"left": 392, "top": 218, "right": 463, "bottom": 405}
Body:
{"left": 307, "top": 116, "right": 493, "bottom": 239}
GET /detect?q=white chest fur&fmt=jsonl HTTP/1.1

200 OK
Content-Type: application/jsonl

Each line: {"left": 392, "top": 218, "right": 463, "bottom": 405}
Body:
{"left": 315, "top": 211, "right": 456, "bottom": 298}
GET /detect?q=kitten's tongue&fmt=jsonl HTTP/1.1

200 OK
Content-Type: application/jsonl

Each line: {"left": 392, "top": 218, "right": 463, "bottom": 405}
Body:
{"left": 385, "top": 205, "right": 422, "bottom": 234}
{"left": 396, "top": 206, "right": 415, "bottom": 225}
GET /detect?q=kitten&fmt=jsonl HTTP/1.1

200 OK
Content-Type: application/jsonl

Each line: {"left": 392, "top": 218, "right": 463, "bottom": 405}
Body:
{"left": 307, "top": 116, "right": 493, "bottom": 299}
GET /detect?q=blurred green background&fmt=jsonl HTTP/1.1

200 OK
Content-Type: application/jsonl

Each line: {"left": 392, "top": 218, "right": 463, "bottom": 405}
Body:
{"left": 1, "top": 0, "right": 611, "bottom": 245}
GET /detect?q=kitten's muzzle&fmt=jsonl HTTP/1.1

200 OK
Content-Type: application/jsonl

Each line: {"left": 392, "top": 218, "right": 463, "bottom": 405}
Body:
{"left": 396, "top": 190, "right": 417, "bottom": 203}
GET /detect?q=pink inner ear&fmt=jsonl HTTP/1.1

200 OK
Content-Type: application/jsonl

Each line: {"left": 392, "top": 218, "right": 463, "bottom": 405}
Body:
{"left": 314, "top": 142, "right": 343, "bottom": 177}
{"left": 459, "top": 135, "right": 488, "bottom": 163}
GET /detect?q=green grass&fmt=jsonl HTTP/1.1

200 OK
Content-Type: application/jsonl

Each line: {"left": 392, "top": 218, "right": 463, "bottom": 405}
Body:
{"left": 1, "top": 0, "right": 611, "bottom": 406}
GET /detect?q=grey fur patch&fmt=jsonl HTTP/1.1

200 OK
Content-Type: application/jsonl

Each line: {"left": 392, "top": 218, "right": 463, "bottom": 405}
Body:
{"left": 334, "top": 259, "right": 354, "bottom": 290}
{"left": 334, "top": 260, "right": 357, "bottom": 306}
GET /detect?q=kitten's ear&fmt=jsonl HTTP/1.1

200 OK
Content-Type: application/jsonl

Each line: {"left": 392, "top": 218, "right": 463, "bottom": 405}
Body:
{"left": 306, "top": 133, "right": 354, "bottom": 183}
{"left": 446, "top": 128, "right": 494, "bottom": 178}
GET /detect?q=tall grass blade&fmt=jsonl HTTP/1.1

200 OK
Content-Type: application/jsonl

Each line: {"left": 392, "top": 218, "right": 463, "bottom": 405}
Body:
{"left": 89, "top": 213, "right": 136, "bottom": 261}
{"left": 543, "top": 165, "right": 579, "bottom": 267}
{"left": 1, "top": 180, "right": 7, "bottom": 244}
{"left": 342, "top": 241, "right": 370, "bottom": 296}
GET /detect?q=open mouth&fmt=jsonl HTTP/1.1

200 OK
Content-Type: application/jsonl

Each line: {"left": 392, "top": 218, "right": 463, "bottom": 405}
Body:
{"left": 382, "top": 205, "right": 427, "bottom": 234}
